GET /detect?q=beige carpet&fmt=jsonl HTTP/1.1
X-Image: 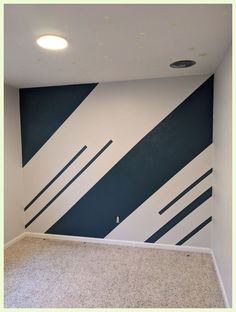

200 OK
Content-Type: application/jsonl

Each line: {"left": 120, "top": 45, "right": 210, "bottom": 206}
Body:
{"left": 4, "top": 237, "right": 224, "bottom": 308}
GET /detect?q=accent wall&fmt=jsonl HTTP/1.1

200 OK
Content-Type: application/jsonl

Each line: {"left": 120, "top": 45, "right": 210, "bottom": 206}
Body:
{"left": 20, "top": 75, "right": 214, "bottom": 248}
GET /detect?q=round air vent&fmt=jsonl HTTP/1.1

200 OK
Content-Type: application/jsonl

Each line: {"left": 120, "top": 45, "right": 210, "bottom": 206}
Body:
{"left": 170, "top": 60, "right": 196, "bottom": 68}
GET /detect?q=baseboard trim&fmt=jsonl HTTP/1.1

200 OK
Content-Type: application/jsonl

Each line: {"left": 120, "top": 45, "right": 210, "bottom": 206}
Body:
{"left": 24, "top": 232, "right": 211, "bottom": 254}
{"left": 211, "top": 250, "right": 230, "bottom": 308}
{"left": 4, "top": 232, "right": 25, "bottom": 249}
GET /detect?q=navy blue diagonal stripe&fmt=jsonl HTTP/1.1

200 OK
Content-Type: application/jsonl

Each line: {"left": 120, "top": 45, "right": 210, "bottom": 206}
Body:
{"left": 145, "top": 188, "right": 212, "bottom": 243}
{"left": 24, "top": 145, "right": 87, "bottom": 211}
{"left": 46, "top": 76, "right": 213, "bottom": 238}
{"left": 20, "top": 83, "right": 98, "bottom": 166}
{"left": 176, "top": 216, "right": 212, "bottom": 246}
{"left": 25, "top": 140, "right": 113, "bottom": 228}
{"left": 159, "top": 168, "right": 213, "bottom": 215}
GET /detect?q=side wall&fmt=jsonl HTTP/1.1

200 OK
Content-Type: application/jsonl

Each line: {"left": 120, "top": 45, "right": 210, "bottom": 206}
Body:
{"left": 20, "top": 75, "right": 214, "bottom": 248}
{"left": 212, "top": 45, "right": 232, "bottom": 306}
{"left": 4, "top": 85, "right": 24, "bottom": 243}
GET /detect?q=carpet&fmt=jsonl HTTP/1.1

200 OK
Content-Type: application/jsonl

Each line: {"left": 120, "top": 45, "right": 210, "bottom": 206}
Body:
{"left": 4, "top": 237, "right": 225, "bottom": 308}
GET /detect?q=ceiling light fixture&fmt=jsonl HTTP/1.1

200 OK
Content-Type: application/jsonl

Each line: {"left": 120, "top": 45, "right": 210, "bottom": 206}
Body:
{"left": 170, "top": 60, "right": 196, "bottom": 68}
{"left": 36, "top": 35, "right": 68, "bottom": 50}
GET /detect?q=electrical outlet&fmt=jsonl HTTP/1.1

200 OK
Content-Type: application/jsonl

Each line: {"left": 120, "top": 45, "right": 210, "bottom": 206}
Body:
{"left": 116, "top": 216, "right": 120, "bottom": 224}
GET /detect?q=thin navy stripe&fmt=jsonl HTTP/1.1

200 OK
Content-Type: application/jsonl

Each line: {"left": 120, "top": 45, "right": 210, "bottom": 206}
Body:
{"left": 176, "top": 216, "right": 212, "bottom": 246}
{"left": 145, "top": 187, "right": 212, "bottom": 243}
{"left": 159, "top": 168, "right": 213, "bottom": 215}
{"left": 25, "top": 140, "right": 113, "bottom": 228}
{"left": 24, "top": 145, "right": 87, "bottom": 211}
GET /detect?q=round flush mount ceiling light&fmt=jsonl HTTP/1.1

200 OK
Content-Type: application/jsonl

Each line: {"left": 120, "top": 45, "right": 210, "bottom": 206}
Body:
{"left": 36, "top": 35, "right": 68, "bottom": 50}
{"left": 170, "top": 60, "right": 196, "bottom": 68}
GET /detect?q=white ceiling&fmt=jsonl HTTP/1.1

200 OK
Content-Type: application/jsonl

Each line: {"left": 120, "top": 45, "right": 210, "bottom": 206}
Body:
{"left": 4, "top": 4, "right": 232, "bottom": 88}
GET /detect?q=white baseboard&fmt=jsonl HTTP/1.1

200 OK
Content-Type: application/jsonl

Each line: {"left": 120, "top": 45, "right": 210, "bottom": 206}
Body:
{"left": 24, "top": 231, "right": 211, "bottom": 254}
{"left": 211, "top": 250, "right": 230, "bottom": 308}
{"left": 4, "top": 231, "right": 212, "bottom": 254}
{"left": 4, "top": 232, "right": 25, "bottom": 249}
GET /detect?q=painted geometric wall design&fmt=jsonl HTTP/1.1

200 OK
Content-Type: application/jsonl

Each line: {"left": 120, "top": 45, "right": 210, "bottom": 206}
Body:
{"left": 21, "top": 75, "right": 213, "bottom": 248}
{"left": 46, "top": 75, "right": 213, "bottom": 239}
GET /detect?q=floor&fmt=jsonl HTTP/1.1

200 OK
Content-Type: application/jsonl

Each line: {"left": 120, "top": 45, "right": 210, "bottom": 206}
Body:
{"left": 4, "top": 237, "right": 225, "bottom": 308}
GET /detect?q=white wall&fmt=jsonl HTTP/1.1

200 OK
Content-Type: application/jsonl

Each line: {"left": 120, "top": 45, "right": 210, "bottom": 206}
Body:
{"left": 212, "top": 45, "right": 232, "bottom": 306}
{"left": 4, "top": 84, "right": 24, "bottom": 244}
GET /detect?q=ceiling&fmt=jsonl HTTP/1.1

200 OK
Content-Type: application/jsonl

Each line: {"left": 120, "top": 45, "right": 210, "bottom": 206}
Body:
{"left": 4, "top": 4, "right": 232, "bottom": 88}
